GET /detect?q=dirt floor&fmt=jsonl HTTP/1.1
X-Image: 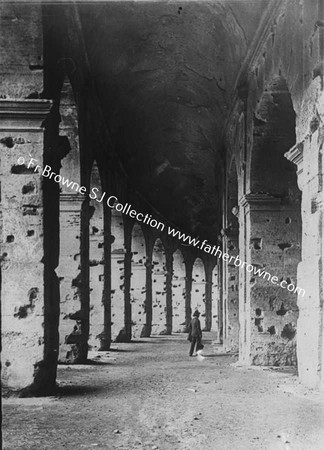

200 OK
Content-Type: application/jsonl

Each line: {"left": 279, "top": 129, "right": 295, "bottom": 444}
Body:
{"left": 3, "top": 333, "right": 324, "bottom": 450}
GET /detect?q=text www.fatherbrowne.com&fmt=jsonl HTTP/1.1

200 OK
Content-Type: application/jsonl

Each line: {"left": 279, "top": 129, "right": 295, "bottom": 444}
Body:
{"left": 20, "top": 156, "right": 306, "bottom": 298}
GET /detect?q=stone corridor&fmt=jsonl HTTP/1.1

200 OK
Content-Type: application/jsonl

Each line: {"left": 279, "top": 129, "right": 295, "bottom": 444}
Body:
{"left": 1, "top": 0, "right": 324, "bottom": 446}
{"left": 3, "top": 334, "right": 324, "bottom": 450}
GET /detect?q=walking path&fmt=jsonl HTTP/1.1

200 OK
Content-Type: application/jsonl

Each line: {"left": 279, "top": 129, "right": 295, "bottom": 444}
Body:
{"left": 3, "top": 333, "right": 324, "bottom": 449}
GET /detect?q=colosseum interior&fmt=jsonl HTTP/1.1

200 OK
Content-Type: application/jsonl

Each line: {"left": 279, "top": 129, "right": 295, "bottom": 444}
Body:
{"left": 1, "top": 0, "right": 324, "bottom": 448}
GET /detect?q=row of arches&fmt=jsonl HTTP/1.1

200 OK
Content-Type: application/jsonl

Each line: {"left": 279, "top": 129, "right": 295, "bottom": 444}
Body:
{"left": 60, "top": 200, "right": 219, "bottom": 362}
{"left": 223, "top": 74, "right": 303, "bottom": 367}
{"left": 56, "top": 127, "right": 220, "bottom": 363}
{"left": 1, "top": 0, "right": 323, "bottom": 394}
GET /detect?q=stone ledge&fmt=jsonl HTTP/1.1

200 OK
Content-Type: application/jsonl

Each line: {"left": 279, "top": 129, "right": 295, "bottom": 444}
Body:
{"left": 239, "top": 193, "right": 281, "bottom": 210}
{"left": 0, "top": 99, "right": 52, "bottom": 129}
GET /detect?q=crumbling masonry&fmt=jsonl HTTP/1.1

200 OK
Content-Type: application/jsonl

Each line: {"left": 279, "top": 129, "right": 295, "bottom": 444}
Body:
{"left": 1, "top": 0, "right": 323, "bottom": 394}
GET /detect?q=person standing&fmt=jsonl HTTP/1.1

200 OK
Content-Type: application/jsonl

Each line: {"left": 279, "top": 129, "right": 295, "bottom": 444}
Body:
{"left": 188, "top": 310, "right": 202, "bottom": 356}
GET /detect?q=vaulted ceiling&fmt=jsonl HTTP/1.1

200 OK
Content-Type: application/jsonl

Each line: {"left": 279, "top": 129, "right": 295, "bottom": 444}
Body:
{"left": 44, "top": 1, "right": 267, "bottom": 240}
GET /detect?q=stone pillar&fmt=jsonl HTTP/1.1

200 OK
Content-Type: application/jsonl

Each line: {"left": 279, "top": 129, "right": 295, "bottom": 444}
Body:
{"left": 239, "top": 193, "right": 300, "bottom": 365}
{"left": 285, "top": 122, "right": 324, "bottom": 389}
{"left": 101, "top": 201, "right": 112, "bottom": 349}
{"left": 204, "top": 270, "right": 212, "bottom": 332}
{"left": 111, "top": 210, "right": 126, "bottom": 342}
{"left": 165, "top": 250, "right": 173, "bottom": 334}
{"left": 142, "top": 233, "right": 153, "bottom": 338}
{"left": 172, "top": 249, "right": 186, "bottom": 333}
{"left": 217, "top": 257, "right": 224, "bottom": 344}
{"left": 123, "top": 220, "right": 132, "bottom": 342}
{"left": 151, "top": 238, "right": 167, "bottom": 335}
{"left": 211, "top": 263, "right": 220, "bottom": 337}
{"left": 57, "top": 193, "right": 83, "bottom": 363}
{"left": 221, "top": 230, "right": 239, "bottom": 352}
{"left": 184, "top": 260, "right": 193, "bottom": 332}
{"left": 130, "top": 223, "right": 147, "bottom": 339}
{"left": 191, "top": 258, "right": 206, "bottom": 327}
{"left": 204, "top": 261, "right": 214, "bottom": 332}
{"left": 55, "top": 77, "right": 87, "bottom": 362}
{"left": 1, "top": 99, "right": 52, "bottom": 391}
{"left": 78, "top": 196, "right": 91, "bottom": 361}
{"left": 89, "top": 196, "right": 105, "bottom": 350}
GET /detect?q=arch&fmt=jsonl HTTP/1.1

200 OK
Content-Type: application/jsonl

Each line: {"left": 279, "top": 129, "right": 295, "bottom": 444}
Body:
{"left": 250, "top": 76, "right": 297, "bottom": 195}
{"left": 172, "top": 249, "right": 186, "bottom": 333}
{"left": 191, "top": 258, "right": 206, "bottom": 323}
{"left": 130, "top": 223, "right": 146, "bottom": 338}
{"left": 151, "top": 238, "right": 167, "bottom": 335}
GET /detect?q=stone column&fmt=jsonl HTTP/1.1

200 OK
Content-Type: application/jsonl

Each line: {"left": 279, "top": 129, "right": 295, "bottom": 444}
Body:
{"left": 57, "top": 193, "right": 83, "bottom": 363}
{"left": 151, "top": 237, "right": 168, "bottom": 336}
{"left": 77, "top": 196, "right": 91, "bottom": 361}
{"left": 123, "top": 220, "right": 132, "bottom": 342}
{"left": 101, "top": 201, "right": 112, "bottom": 349}
{"left": 204, "top": 266, "right": 212, "bottom": 332}
{"left": 89, "top": 197, "right": 105, "bottom": 351}
{"left": 171, "top": 249, "right": 186, "bottom": 333}
{"left": 111, "top": 210, "right": 126, "bottom": 342}
{"left": 191, "top": 258, "right": 206, "bottom": 325}
{"left": 221, "top": 230, "right": 239, "bottom": 352}
{"left": 1, "top": 99, "right": 52, "bottom": 392}
{"left": 239, "top": 193, "right": 300, "bottom": 366}
{"left": 285, "top": 124, "right": 324, "bottom": 389}
{"left": 130, "top": 223, "right": 147, "bottom": 339}
{"left": 184, "top": 260, "right": 193, "bottom": 332}
{"left": 217, "top": 257, "right": 224, "bottom": 344}
{"left": 142, "top": 233, "right": 153, "bottom": 337}
{"left": 210, "top": 262, "right": 220, "bottom": 337}
{"left": 165, "top": 250, "right": 173, "bottom": 334}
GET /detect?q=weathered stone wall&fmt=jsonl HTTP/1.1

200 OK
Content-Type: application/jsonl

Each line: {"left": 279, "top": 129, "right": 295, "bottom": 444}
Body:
{"left": 0, "top": 3, "right": 56, "bottom": 393}
{"left": 131, "top": 223, "right": 147, "bottom": 338}
{"left": 221, "top": 157, "right": 240, "bottom": 352}
{"left": 0, "top": 4, "right": 43, "bottom": 99}
{"left": 221, "top": 234, "right": 240, "bottom": 352}
{"left": 286, "top": 93, "right": 324, "bottom": 388}
{"left": 191, "top": 258, "right": 206, "bottom": 326}
{"left": 111, "top": 209, "right": 126, "bottom": 341}
{"left": 225, "top": 0, "right": 323, "bottom": 380}
{"left": 57, "top": 193, "right": 83, "bottom": 363}
{"left": 211, "top": 265, "right": 220, "bottom": 336}
{"left": 88, "top": 169, "right": 105, "bottom": 350}
{"left": 1, "top": 100, "right": 50, "bottom": 389}
{"left": 151, "top": 239, "right": 167, "bottom": 335}
{"left": 57, "top": 79, "right": 83, "bottom": 363}
{"left": 172, "top": 249, "right": 186, "bottom": 333}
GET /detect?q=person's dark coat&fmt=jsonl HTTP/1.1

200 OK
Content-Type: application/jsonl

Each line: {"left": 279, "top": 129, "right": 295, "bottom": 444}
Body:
{"left": 189, "top": 317, "right": 202, "bottom": 339}
{"left": 188, "top": 316, "right": 202, "bottom": 356}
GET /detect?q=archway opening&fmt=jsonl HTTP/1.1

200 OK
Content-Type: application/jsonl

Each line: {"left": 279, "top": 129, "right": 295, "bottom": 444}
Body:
{"left": 245, "top": 76, "right": 301, "bottom": 366}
